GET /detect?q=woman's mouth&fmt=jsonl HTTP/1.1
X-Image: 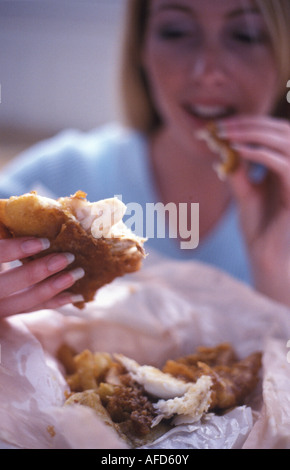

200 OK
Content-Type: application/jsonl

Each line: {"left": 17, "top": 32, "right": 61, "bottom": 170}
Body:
{"left": 184, "top": 104, "right": 236, "bottom": 122}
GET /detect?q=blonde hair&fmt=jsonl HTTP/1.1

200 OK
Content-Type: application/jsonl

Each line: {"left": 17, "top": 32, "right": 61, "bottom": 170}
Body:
{"left": 254, "top": 0, "right": 290, "bottom": 118}
{"left": 120, "top": 0, "right": 290, "bottom": 133}
{"left": 119, "top": 0, "right": 161, "bottom": 133}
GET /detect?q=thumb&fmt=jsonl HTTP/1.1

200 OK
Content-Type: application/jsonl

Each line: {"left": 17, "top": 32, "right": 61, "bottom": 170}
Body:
{"left": 228, "top": 165, "right": 263, "bottom": 238}
{"left": 228, "top": 165, "right": 253, "bottom": 203}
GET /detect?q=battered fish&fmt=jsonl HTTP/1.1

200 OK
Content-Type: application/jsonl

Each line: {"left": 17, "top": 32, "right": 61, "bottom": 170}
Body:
{"left": 61, "top": 343, "right": 262, "bottom": 447}
{"left": 0, "top": 191, "right": 146, "bottom": 308}
{"left": 199, "top": 122, "right": 240, "bottom": 179}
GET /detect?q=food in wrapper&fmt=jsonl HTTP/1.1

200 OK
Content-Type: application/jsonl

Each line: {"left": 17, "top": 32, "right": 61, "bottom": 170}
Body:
{"left": 60, "top": 343, "right": 262, "bottom": 448}
{"left": 1, "top": 257, "right": 290, "bottom": 449}
{"left": 0, "top": 190, "right": 146, "bottom": 308}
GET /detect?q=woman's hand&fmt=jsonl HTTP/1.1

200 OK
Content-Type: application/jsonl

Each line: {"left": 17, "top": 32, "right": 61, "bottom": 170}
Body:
{"left": 0, "top": 237, "right": 84, "bottom": 317}
{"left": 220, "top": 115, "right": 290, "bottom": 306}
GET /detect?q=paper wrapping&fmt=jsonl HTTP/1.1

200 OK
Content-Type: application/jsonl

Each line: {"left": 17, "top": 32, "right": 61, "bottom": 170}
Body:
{"left": 0, "top": 257, "right": 290, "bottom": 449}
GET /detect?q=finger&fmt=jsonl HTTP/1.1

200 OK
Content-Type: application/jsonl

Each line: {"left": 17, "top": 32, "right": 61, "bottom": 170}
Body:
{"left": 220, "top": 115, "right": 290, "bottom": 136}
{"left": 228, "top": 164, "right": 262, "bottom": 214}
{"left": 218, "top": 129, "right": 289, "bottom": 156}
{"left": 231, "top": 143, "right": 290, "bottom": 183}
{"left": 0, "top": 267, "right": 85, "bottom": 317}
{"left": 0, "top": 252, "right": 76, "bottom": 299}
{"left": 228, "top": 165, "right": 266, "bottom": 240}
{"left": 26, "top": 292, "right": 85, "bottom": 312}
{"left": 228, "top": 162, "right": 261, "bottom": 216}
{"left": 0, "top": 237, "right": 50, "bottom": 264}
{"left": 228, "top": 163, "right": 253, "bottom": 201}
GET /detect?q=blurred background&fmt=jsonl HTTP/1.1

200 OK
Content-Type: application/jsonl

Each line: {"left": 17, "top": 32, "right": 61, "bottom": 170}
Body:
{"left": 0, "top": 0, "right": 125, "bottom": 167}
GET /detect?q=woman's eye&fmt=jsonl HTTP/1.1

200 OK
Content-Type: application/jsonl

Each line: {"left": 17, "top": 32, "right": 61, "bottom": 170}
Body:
{"left": 154, "top": 20, "right": 197, "bottom": 41}
{"left": 158, "top": 28, "right": 190, "bottom": 40}
{"left": 232, "top": 31, "right": 265, "bottom": 44}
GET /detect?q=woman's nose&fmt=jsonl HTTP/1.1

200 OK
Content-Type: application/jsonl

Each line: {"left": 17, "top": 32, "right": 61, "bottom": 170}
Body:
{"left": 190, "top": 42, "right": 227, "bottom": 87}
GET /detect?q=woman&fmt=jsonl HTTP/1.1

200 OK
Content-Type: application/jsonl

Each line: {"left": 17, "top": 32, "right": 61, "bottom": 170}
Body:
{"left": 0, "top": 0, "right": 290, "bottom": 315}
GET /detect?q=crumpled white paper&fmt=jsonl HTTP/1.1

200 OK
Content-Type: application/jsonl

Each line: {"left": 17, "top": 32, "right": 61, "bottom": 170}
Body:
{"left": 0, "top": 257, "right": 290, "bottom": 449}
{"left": 141, "top": 406, "right": 254, "bottom": 449}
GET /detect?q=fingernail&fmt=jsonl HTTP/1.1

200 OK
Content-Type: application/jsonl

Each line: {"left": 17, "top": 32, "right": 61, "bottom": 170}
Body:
{"left": 52, "top": 267, "right": 85, "bottom": 290}
{"left": 71, "top": 294, "right": 85, "bottom": 304}
{"left": 71, "top": 267, "right": 85, "bottom": 282}
{"left": 21, "top": 238, "right": 50, "bottom": 254}
{"left": 56, "top": 293, "right": 85, "bottom": 307}
{"left": 47, "top": 253, "right": 75, "bottom": 272}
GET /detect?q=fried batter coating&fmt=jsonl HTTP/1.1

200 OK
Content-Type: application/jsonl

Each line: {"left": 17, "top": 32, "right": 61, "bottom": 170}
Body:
{"left": 176, "top": 342, "right": 239, "bottom": 367}
{"left": 0, "top": 192, "right": 67, "bottom": 238}
{"left": 162, "top": 343, "right": 262, "bottom": 410}
{"left": 64, "top": 349, "right": 115, "bottom": 392}
{"left": 104, "top": 374, "right": 158, "bottom": 438}
{"left": 203, "top": 122, "right": 240, "bottom": 178}
{"left": 0, "top": 222, "right": 12, "bottom": 239}
{"left": 64, "top": 389, "right": 116, "bottom": 430}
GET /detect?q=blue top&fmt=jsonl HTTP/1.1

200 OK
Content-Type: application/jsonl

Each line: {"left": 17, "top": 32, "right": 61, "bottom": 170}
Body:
{"left": 0, "top": 124, "right": 252, "bottom": 284}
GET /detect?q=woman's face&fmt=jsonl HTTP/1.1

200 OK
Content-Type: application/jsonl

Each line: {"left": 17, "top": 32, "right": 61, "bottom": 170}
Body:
{"left": 142, "top": 0, "right": 279, "bottom": 149}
